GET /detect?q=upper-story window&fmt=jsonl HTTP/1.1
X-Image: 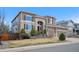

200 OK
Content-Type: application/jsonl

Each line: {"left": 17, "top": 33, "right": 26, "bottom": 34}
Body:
{"left": 16, "top": 18, "right": 20, "bottom": 23}
{"left": 24, "top": 15, "right": 32, "bottom": 21}
{"left": 75, "top": 24, "right": 79, "bottom": 29}
{"left": 50, "top": 18, "right": 53, "bottom": 24}
{"left": 48, "top": 18, "right": 53, "bottom": 24}
{"left": 48, "top": 18, "right": 50, "bottom": 23}
{"left": 52, "top": 18, "right": 55, "bottom": 24}
{"left": 75, "top": 25, "right": 78, "bottom": 28}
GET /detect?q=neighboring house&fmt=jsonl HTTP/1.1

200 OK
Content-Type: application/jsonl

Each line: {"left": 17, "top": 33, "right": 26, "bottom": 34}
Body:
{"left": 11, "top": 11, "right": 68, "bottom": 37}
{"left": 73, "top": 23, "right": 79, "bottom": 35}
{"left": 57, "top": 20, "right": 74, "bottom": 36}
{"left": 57, "top": 20, "right": 79, "bottom": 36}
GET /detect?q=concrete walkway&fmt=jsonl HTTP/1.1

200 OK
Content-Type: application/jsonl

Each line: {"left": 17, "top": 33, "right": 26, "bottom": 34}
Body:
{"left": 0, "top": 38, "right": 79, "bottom": 52}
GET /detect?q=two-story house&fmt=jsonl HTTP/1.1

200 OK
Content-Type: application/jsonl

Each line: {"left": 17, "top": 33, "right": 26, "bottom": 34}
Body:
{"left": 11, "top": 11, "right": 68, "bottom": 37}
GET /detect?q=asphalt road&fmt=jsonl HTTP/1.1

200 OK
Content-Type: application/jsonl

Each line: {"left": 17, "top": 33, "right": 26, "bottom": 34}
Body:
{"left": 22, "top": 43, "right": 79, "bottom": 52}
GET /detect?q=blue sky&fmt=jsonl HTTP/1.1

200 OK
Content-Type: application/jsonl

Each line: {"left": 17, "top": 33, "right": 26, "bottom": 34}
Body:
{"left": 0, "top": 7, "right": 79, "bottom": 25}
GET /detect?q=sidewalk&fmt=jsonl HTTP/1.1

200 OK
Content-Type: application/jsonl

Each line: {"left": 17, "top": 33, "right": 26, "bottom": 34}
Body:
{"left": 0, "top": 38, "right": 79, "bottom": 52}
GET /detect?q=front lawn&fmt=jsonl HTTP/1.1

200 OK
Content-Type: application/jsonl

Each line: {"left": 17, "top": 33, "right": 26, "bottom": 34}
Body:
{"left": 7, "top": 38, "right": 59, "bottom": 48}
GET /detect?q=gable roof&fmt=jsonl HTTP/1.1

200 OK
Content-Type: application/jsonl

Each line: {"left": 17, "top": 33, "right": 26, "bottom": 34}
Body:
{"left": 56, "top": 20, "right": 75, "bottom": 28}
{"left": 57, "top": 20, "right": 74, "bottom": 25}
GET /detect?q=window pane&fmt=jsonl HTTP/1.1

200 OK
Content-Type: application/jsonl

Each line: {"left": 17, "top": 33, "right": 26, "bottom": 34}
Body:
{"left": 26, "top": 24, "right": 28, "bottom": 30}
{"left": 26, "top": 15, "right": 32, "bottom": 21}
{"left": 26, "top": 24, "right": 32, "bottom": 30}
{"left": 24, "top": 15, "right": 26, "bottom": 20}
{"left": 28, "top": 25, "right": 32, "bottom": 30}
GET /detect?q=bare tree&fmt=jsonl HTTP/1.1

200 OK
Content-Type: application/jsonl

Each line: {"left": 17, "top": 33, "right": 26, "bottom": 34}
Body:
{"left": 0, "top": 8, "right": 9, "bottom": 45}
{"left": 0, "top": 8, "right": 9, "bottom": 33}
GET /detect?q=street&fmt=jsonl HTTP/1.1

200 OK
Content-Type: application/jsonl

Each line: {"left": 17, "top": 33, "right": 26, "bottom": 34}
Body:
{"left": 22, "top": 43, "right": 79, "bottom": 52}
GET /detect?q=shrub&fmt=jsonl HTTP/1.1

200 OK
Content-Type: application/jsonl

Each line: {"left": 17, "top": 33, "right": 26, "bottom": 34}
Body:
{"left": 41, "top": 29, "right": 47, "bottom": 34}
{"left": 20, "top": 33, "right": 30, "bottom": 39}
{"left": 20, "top": 29, "right": 26, "bottom": 33}
{"left": 31, "top": 28, "right": 47, "bottom": 36}
{"left": 43, "top": 29, "right": 47, "bottom": 34}
{"left": 59, "top": 33, "right": 65, "bottom": 41}
{"left": 9, "top": 33, "right": 19, "bottom": 40}
{"left": 14, "top": 33, "right": 20, "bottom": 40}
{"left": 31, "top": 28, "right": 37, "bottom": 36}
{"left": 1, "top": 32, "right": 9, "bottom": 41}
{"left": 37, "top": 31, "right": 41, "bottom": 35}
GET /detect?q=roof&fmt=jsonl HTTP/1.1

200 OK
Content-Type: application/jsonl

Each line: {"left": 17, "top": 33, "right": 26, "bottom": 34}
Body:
{"left": 11, "top": 11, "right": 36, "bottom": 23}
{"left": 35, "top": 16, "right": 46, "bottom": 19}
{"left": 44, "top": 16, "right": 56, "bottom": 20}
{"left": 11, "top": 11, "right": 56, "bottom": 23}
{"left": 21, "top": 11, "right": 36, "bottom": 15}
{"left": 57, "top": 20, "right": 74, "bottom": 25}
{"left": 46, "top": 25, "right": 68, "bottom": 30}
{"left": 74, "top": 23, "right": 79, "bottom": 25}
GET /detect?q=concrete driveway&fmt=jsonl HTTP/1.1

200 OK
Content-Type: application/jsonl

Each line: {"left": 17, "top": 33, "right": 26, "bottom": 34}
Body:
{"left": 66, "top": 38, "right": 79, "bottom": 42}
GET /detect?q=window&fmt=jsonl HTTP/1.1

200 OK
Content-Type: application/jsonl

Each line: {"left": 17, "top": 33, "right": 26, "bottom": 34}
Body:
{"left": 25, "top": 15, "right": 32, "bottom": 21}
{"left": 26, "top": 24, "right": 28, "bottom": 30}
{"left": 75, "top": 25, "right": 77, "bottom": 28}
{"left": 26, "top": 24, "right": 32, "bottom": 30}
{"left": 28, "top": 25, "right": 32, "bottom": 30}
{"left": 16, "top": 28, "right": 17, "bottom": 31}
{"left": 50, "top": 18, "right": 53, "bottom": 24}
{"left": 48, "top": 18, "right": 50, "bottom": 23}
{"left": 48, "top": 18, "right": 52, "bottom": 24}
{"left": 77, "top": 25, "right": 79, "bottom": 28}
{"left": 24, "top": 15, "right": 26, "bottom": 20}
{"left": 52, "top": 18, "right": 54, "bottom": 24}
{"left": 26, "top": 16, "right": 32, "bottom": 21}
{"left": 15, "top": 18, "right": 20, "bottom": 23}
